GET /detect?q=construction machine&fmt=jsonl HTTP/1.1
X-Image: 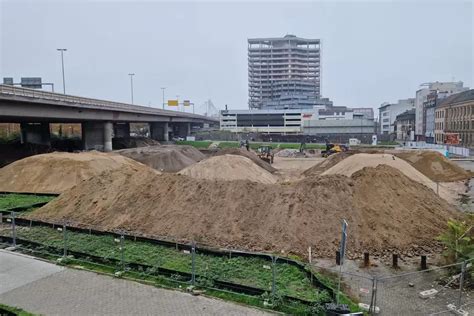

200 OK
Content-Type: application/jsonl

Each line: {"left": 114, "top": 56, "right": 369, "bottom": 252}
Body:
{"left": 321, "top": 143, "right": 348, "bottom": 158}
{"left": 256, "top": 145, "right": 274, "bottom": 164}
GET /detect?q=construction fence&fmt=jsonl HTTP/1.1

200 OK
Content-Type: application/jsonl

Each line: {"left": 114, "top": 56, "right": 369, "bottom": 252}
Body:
{"left": 0, "top": 212, "right": 338, "bottom": 315}
{"left": 314, "top": 257, "right": 474, "bottom": 315}
{"left": 0, "top": 209, "right": 473, "bottom": 315}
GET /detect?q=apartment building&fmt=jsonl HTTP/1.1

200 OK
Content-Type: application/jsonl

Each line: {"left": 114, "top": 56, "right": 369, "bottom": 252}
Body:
{"left": 394, "top": 109, "right": 415, "bottom": 141}
{"left": 435, "top": 89, "right": 474, "bottom": 147}
{"left": 248, "top": 35, "right": 321, "bottom": 110}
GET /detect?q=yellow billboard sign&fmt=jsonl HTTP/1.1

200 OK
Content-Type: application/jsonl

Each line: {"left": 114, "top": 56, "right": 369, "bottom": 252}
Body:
{"left": 167, "top": 99, "right": 178, "bottom": 106}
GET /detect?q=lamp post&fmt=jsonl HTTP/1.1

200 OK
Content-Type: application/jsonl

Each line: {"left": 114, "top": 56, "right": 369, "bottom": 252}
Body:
{"left": 161, "top": 87, "right": 166, "bottom": 109}
{"left": 128, "top": 73, "right": 135, "bottom": 104}
{"left": 56, "top": 48, "right": 67, "bottom": 94}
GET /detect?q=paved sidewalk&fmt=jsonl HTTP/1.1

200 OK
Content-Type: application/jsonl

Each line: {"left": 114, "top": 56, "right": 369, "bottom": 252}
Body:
{"left": 0, "top": 250, "right": 271, "bottom": 315}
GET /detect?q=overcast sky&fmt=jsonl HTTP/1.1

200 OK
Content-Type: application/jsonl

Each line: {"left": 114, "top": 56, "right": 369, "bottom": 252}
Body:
{"left": 1, "top": 0, "right": 472, "bottom": 115}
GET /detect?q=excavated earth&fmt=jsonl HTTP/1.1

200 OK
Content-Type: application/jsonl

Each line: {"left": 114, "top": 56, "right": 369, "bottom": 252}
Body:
{"left": 394, "top": 150, "right": 473, "bottom": 182}
{"left": 26, "top": 164, "right": 459, "bottom": 259}
{"left": 115, "top": 145, "right": 205, "bottom": 172}
{"left": 0, "top": 151, "right": 151, "bottom": 194}
{"left": 212, "top": 148, "right": 276, "bottom": 173}
{"left": 178, "top": 154, "right": 277, "bottom": 184}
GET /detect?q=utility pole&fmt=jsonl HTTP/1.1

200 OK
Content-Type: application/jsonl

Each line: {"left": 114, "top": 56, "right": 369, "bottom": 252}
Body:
{"left": 57, "top": 48, "right": 67, "bottom": 94}
{"left": 128, "top": 73, "right": 135, "bottom": 104}
{"left": 161, "top": 87, "right": 166, "bottom": 109}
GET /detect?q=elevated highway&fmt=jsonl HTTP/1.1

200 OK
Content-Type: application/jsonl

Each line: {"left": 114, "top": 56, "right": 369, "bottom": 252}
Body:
{"left": 0, "top": 85, "right": 218, "bottom": 151}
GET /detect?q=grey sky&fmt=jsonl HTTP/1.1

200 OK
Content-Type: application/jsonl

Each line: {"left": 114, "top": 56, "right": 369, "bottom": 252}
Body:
{"left": 1, "top": 0, "right": 472, "bottom": 115}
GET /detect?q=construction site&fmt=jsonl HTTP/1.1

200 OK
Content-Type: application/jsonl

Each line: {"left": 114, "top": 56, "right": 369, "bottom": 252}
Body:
{"left": 0, "top": 139, "right": 472, "bottom": 315}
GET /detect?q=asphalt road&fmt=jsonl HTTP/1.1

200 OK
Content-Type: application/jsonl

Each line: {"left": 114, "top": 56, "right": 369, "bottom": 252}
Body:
{"left": 0, "top": 250, "right": 271, "bottom": 316}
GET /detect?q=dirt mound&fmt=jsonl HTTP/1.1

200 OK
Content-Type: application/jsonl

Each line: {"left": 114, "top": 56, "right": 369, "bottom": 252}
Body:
{"left": 349, "top": 165, "right": 458, "bottom": 255}
{"left": 112, "top": 137, "right": 160, "bottom": 150}
{"left": 116, "top": 145, "right": 205, "bottom": 172}
{"left": 28, "top": 165, "right": 458, "bottom": 258}
{"left": 0, "top": 151, "right": 153, "bottom": 194}
{"left": 213, "top": 148, "right": 276, "bottom": 173}
{"left": 395, "top": 150, "right": 473, "bottom": 182}
{"left": 178, "top": 154, "right": 277, "bottom": 184}
{"left": 303, "top": 152, "right": 353, "bottom": 176}
{"left": 275, "top": 149, "right": 305, "bottom": 158}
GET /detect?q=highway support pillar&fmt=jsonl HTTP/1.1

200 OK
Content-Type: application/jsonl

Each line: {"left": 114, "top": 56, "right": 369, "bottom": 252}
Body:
{"left": 82, "top": 121, "right": 113, "bottom": 152}
{"left": 20, "top": 122, "right": 51, "bottom": 146}
{"left": 113, "top": 123, "right": 131, "bottom": 138}
{"left": 149, "top": 122, "right": 169, "bottom": 141}
{"left": 175, "top": 122, "right": 191, "bottom": 138}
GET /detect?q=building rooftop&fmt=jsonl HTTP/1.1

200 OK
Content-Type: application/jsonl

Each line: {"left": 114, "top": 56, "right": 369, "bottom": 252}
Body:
{"left": 248, "top": 35, "right": 320, "bottom": 44}
{"left": 395, "top": 109, "right": 416, "bottom": 121}
{"left": 437, "top": 89, "right": 474, "bottom": 107}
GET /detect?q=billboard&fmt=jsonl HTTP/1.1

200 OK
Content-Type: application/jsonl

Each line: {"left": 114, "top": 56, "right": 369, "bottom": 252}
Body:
{"left": 3, "top": 77, "right": 13, "bottom": 85}
{"left": 21, "top": 77, "right": 42, "bottom": 89}
{"left": 183, "top": 100, "right": 191, "bottom": 107}
{"left": 445, "top": 133, "right": 460, "bottom": 145}
{"left": 167, "top": 99, "right": 178, "bottom": 106}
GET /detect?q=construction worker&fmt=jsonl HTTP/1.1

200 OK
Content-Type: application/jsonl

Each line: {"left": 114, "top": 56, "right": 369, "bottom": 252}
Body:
{"left": 245, "top": 140, "right": 250, "bottom": 151}
{"left": 300, "top": 139, "right": 306, "bottom": 153}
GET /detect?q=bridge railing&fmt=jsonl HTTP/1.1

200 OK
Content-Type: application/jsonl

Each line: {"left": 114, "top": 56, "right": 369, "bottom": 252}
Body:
{"left": 0, "top": 85, "right": 210, "bottom": 120}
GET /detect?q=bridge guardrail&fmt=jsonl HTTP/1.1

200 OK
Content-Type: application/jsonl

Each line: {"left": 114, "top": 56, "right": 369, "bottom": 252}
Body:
{"left": 0, "top": 85, "right": 215, "bottom": 121}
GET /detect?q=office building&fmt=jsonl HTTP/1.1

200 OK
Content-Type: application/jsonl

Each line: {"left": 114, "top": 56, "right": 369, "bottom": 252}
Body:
{"left": 248, "top": 35, "right": 321, "bottom": 110}
{"left": 379, "top": 98, "right": 415, "bottom": 135}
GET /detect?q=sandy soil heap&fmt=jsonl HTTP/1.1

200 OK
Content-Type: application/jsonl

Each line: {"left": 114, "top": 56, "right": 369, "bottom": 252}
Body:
{"left": 322, "top": 153, "right": 433, "bottom": 185}
{"left": 395, "top": 150, "right": 472, "bottom": 182}
{"left": 116, "top": 145, "right": 205, "bottom": 172}
{"left": 303, "top": 152, "right": 353, "bottom": 176}
{"left": 212, "top": 148, "right": 276, "bottom": 173}
{"left": 0, "top": 151, "right": 153, "bottom": 194}
{"left": 178, "top": 154, "right": 277, "bottom": 184}
{"left": 112, "top": 137, "right": 160, "bottom": 150}
{"left": 28, "top": 164, "right": 457, "bottom": 258}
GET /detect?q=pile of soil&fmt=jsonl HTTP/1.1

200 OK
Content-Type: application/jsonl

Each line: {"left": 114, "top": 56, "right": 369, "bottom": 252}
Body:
{"left": 275, "top": 149, "right": 305, "bottom": 158}
{"left": 112, "top": 137, "right": 160, "bottom": 150}
{"left": 212, "top": 148, "right": 276, "bottom": 173}
{"left": 395, "top": 150, "right": 473, "bottom": 182}
{"left": 303, "top": 152, "right": 353, "bottom": 176}
{"left": 27, "top": 164, "right": 457, "bottom": 258}
{"left": 0, "top": 151, "right": 153, "bottom": 194}
{"left": 178, "top": 154, "right": 277, "bottom": 184}
{"left": 116, "top": 145, "right": 204, "bottom": 172}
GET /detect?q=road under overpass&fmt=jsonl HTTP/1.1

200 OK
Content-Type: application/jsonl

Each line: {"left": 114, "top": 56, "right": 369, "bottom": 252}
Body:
{"left": 0, "top": 85, "right": 218, "bottom": 151}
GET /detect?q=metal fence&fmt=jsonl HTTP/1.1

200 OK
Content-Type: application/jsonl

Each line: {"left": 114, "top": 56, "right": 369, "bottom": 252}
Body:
{"left": 1, "top": 212, "right": 473, "bottom": 315}
{"left": 314, "top": 257, "right": 474, "bottom": 315}
{"left": 0, "top": 213, "right": 335, "bottom": 314}
{"left": 404, "top": 141, "right": 471, "bottom": 157}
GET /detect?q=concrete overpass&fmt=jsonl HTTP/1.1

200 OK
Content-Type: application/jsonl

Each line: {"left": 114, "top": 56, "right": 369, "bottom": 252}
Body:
{"left": 0, "top": 85, "right": 218, "bottom": 151}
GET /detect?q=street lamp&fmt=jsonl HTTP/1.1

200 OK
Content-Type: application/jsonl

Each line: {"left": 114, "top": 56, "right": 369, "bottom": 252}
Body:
{"left": 160, "top": 87, "right": 166, "bottom": 109}
{"left": 128, "top": 73, "right": 135, "bottom": 104}
{"left": 56, "top": 48, "right": 67, "bottom": 94}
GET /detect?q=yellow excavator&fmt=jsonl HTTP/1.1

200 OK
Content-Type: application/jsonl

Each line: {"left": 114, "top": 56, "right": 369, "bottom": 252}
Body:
{"left": 321, "top": 143, "right": 348, "bottom": 158}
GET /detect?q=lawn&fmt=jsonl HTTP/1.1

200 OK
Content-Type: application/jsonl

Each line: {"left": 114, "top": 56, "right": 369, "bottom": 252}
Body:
{"left": 177, "top": 140, "right": 326, "bottom": 151}
{"left": 0, "top": 304, "right": 36, "bottom": 316}
{"left": 6, "top": 225, "right": 329, "bottom": 302}
{"left": 175, "top": 140, "right": 212, "bottom": 148}
{"left": 0, "top": 193, "right": 55, "bottom": 210}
